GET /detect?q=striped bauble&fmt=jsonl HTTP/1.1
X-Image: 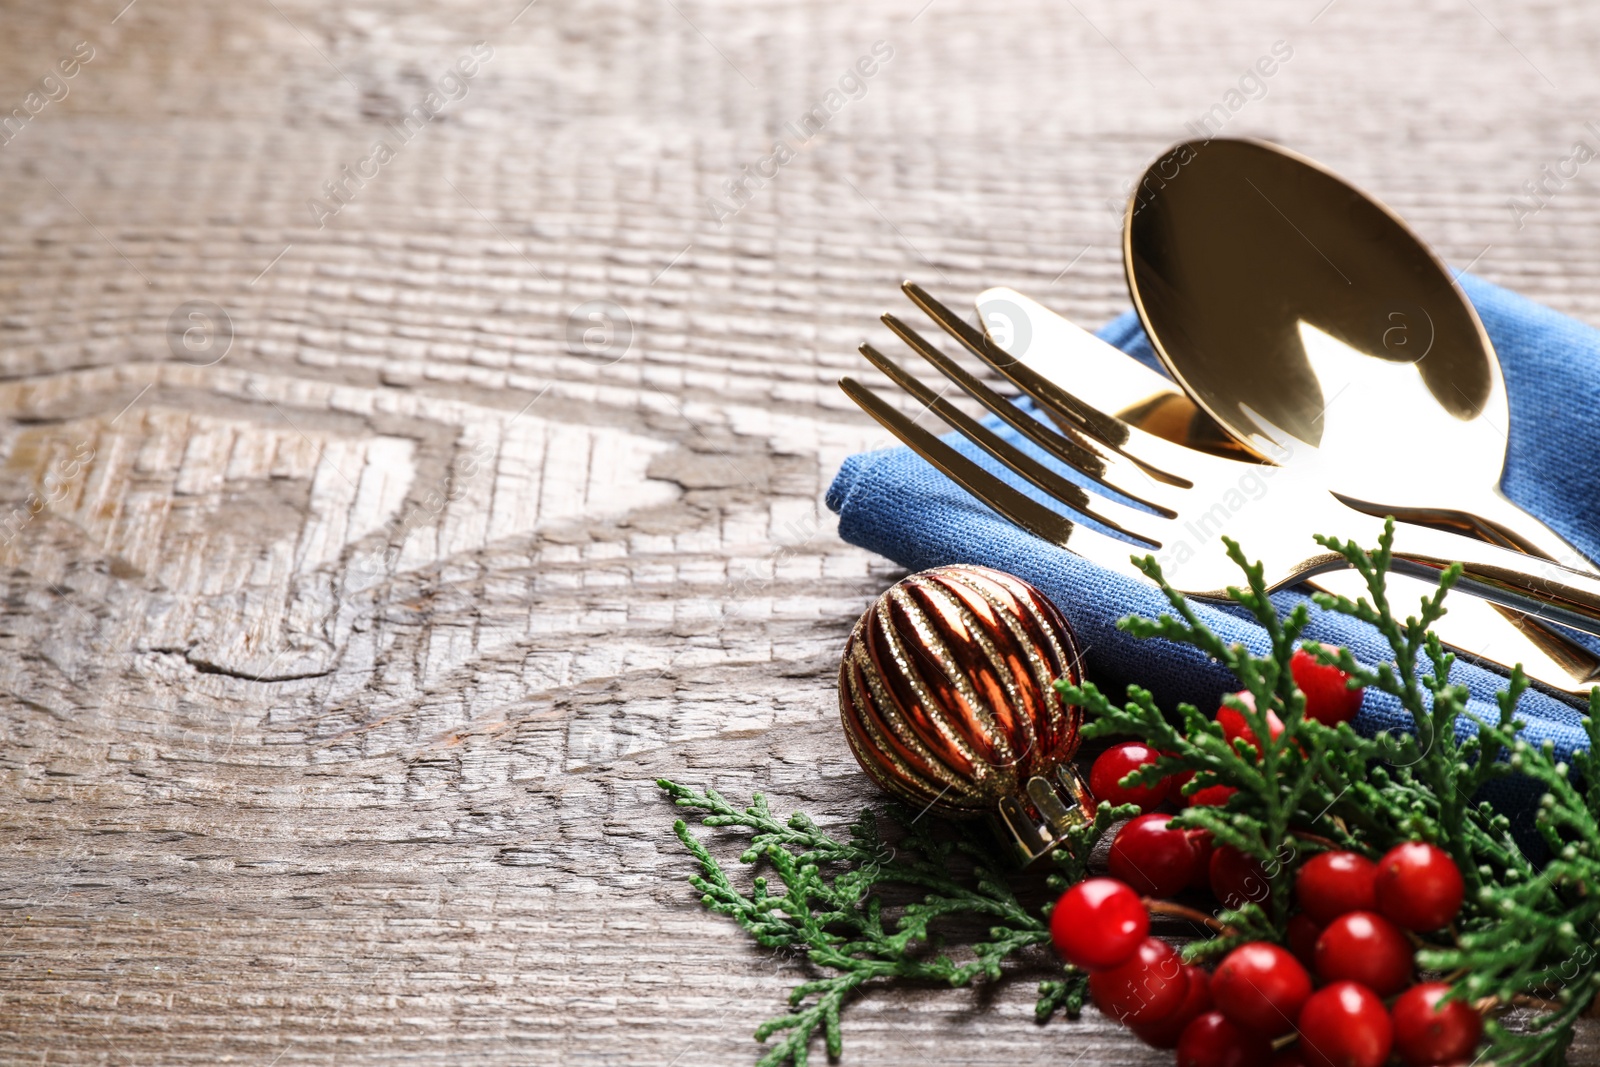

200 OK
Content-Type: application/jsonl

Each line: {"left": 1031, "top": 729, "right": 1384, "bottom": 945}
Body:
{"left": 838, "top": 564, "right": 1085, "bottom": 819}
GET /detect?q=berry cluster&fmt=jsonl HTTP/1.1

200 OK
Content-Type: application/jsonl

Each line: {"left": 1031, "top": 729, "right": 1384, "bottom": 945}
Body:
{"left": 1091, "top": 649, "right": 1365, "bottom": 904}
{"left": 1052, "top": 848, "right": 1479, "bottom": 1067}
{"left": 1056, "top": 652, "right": 1484, "bottom": 1066}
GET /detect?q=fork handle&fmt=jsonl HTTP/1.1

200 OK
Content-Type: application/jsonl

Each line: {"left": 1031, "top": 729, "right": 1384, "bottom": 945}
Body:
{"left": 1349, "top": 523, "right": 1600, "bottom": 640}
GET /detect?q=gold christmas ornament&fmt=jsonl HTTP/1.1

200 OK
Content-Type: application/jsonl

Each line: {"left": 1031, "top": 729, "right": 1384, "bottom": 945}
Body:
{"left": 838, "top": 564, "right": 1091, "bottom": 864}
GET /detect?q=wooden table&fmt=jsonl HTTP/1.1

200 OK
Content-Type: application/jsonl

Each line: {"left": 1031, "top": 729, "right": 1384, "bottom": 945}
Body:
{"left": 4, "top": 0, "right": 1600, "bottom": 1062}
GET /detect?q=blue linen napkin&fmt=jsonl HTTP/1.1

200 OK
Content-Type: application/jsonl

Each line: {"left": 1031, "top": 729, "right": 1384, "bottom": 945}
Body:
{"left": 826, "top": 274, "right": 1600, "bottom": 837}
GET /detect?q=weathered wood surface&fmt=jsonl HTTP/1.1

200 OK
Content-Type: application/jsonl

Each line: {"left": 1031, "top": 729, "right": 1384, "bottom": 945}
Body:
{"left": 3, "top": 0, "right": 1600, "bottom": 1062}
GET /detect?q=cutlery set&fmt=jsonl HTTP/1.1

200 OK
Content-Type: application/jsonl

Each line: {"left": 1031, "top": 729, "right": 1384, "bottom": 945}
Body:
{"left": 841, "top": 137, "right": 1600, "bottom": 699}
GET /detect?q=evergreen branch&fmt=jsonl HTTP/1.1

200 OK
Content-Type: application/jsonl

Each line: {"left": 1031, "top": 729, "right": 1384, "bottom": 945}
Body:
{"left": 658, "top": 779, "right": 1111, "bottom": 1066}
{"left": 1073, "top": 521, "right": 1598, "bottom": 1063}
{"left": 1033, "top": 974, "right": 1088, "bottom": 1021}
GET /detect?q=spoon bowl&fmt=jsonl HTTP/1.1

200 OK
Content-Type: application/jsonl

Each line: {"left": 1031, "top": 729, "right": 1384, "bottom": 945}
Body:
{"left": 1123, "top": 137, "right": 1589, "bottom": 566}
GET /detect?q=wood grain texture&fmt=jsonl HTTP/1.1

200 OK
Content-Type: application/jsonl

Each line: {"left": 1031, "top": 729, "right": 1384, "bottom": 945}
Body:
{"left": 2, "top": 0, "right": 1600, "bottom": 1063}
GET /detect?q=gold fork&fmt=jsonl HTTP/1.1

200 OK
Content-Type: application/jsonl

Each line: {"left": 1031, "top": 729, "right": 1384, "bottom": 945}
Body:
{"left": 839, "top": 285, "right": 1600, "bottom": 639}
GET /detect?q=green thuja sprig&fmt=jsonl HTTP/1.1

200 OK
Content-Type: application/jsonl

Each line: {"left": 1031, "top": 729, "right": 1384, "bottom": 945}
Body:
{"left": 1420, "top": 694, "right": 1600, "bottom": 1066}
{"left": 1060, "top": 519, "right": 1600, "bottom": 1061}
{"left": 657, "top": 781, "right": 1124, "bottom": 1067}
{"left": 1301, "top": 527, "right": 1535, "bottom": 903}
{"left": 1061, "top": 534, "right": 1385, "bottom": 942}
{"left": 663, "top": 521, "right": 1600, "bottom": 1065}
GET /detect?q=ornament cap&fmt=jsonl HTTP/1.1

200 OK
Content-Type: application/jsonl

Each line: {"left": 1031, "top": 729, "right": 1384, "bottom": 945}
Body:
{"left": 995, "top": 763, "right": 1095, "bottom": 866}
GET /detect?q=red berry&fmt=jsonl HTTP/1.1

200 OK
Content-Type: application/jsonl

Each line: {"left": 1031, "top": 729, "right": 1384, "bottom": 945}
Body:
{"left": 1210, "top": 845, "right": 1270, "bottom": 911}
{"left": 1390, "top": 982, "right": 1483, "bottom": 1066}
{"left": 1295, "top": 981, "right": 1393, "bottom": 1067}
{"left": 1313, "top": 910, "right": 1413, "bottom": 996}
{"left": 1189, "top": 784, "right": 1239, "bottom": 807}
{"left": 1291, "top": 646, "right": 1363, "bottom": 726}
{"left": 1217, "top": 691, "right": 1285, "bottom": 759}
{"left": 1212, "top": 942, "right": 1312, "bottom": 1036}
{"left": 1050, "top": 878, "right": 1148, "bottom": 970}
{"left": 1294, "top": 851, "right": 1378, "bottom": 924}
{"left": 1286, "top": 913, "right": 1322, "bottom": 972}
{"left": 1131, "top": 965, "right": 1212, "bottom": 1049}
{"left": 1090, "top": 741, "right": 1171, "bottom": 812}
{"left": 1110, "top": 814, "right": 1204, "bottom": 898}
{"left": 1162, "top": 751, "right": 1197, "bottom": 793}
{"left": 1186, "top": 828, "right": 1216, "bottom": 890}
{"left": 1176, "top": 1010, "right": 1273, "bottom": 1067}
{"left": 1088, "top": 936, "right": 1189, "bottom": 1025}
{"left": 1374, "top": 842, "right": 1465, "bottom": 931}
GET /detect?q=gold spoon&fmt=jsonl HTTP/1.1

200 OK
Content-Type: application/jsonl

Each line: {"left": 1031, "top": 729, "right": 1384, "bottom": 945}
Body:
{"left": 1122, "top": 137, "right": 1594, "bottom": 572}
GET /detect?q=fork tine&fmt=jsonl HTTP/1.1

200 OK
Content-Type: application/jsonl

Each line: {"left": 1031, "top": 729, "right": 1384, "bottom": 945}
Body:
{"left": 838, "top": 376, "right": 1156, "bottom": 577}
{"left": 902, "top": 282, "right": 1144, "bottom": 444}
{"left": 903, "top": 281, "right": 1191, "bottom": 477}
{"left": 857, "top": 342, "right": 1166, "bottom": 547}
{"left": 880, "top": 312, "right": 1189, "bottom": 509}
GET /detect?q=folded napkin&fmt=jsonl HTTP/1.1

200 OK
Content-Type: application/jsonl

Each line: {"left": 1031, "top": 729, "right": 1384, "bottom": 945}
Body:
{"left": 827, "top": 274, "right": 1600, "bottom": 837}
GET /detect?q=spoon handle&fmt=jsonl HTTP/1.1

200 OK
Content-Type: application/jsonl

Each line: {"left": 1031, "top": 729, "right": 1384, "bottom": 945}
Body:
{"left": 1462, "top": 486, "right": 1598, "bottom": 574}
